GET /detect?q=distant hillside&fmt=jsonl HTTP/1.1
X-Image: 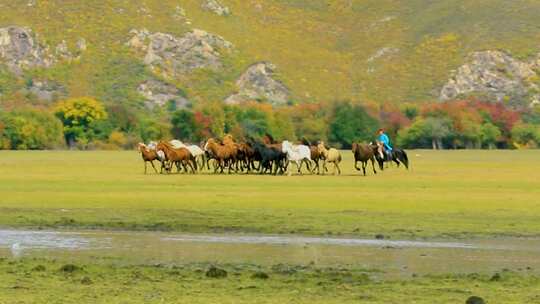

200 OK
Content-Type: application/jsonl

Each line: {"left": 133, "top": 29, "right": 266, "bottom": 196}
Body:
{"left": 1, "top": 0, "right": 540, "bottom": 110}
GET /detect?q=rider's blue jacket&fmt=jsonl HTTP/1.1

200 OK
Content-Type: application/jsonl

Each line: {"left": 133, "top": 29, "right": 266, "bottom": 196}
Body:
{"left": 378, "top": 133, "right": 393, "bottom": 151}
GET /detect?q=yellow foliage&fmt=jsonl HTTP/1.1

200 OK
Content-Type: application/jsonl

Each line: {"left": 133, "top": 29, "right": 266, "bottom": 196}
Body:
{"left": 54, "top": 97, "right": 107, "bottom": 125}
{"left": 108, "top": 131, "right": 128, "bottom": 148}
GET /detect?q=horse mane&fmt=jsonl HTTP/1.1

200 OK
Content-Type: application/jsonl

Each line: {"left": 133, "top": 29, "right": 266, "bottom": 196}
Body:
{"left": 301, "top": 138, "right": 311, "bottom": 146}
{"left": 264, "top": 133, "right": 276, "bottom": 144}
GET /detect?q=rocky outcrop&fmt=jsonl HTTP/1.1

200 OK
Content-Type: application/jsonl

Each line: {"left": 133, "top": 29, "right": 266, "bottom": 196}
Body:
{"left": 128, "top": 29, "right": 233, "bottom": 78}
{"left": 440, "top": 50, "right": 539, "bottom": 105}
{"left": 137, "top": 79, "right": 190, "bottom": 109}
{"left": 0, "top": 26, "right": 54, "bottom": 74}
{"left": 225, "top": 62, "right": 290, "bottom": 105}
{"left": 24, "top": 80, "right": 66, "bottom": 102}
{"left": 201, "top": 0, "right": 230, "bottom": 16}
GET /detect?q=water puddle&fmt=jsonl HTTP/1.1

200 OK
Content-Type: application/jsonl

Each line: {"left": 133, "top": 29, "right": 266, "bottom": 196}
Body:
{"left": 1, "top": 229, "right": 539, "bottom": 278}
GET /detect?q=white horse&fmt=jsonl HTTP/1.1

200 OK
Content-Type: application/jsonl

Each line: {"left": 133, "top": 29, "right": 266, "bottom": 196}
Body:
{"left": 170, "top": 140, "right": 206, "bottom": 169}
{"left": 282, "top": 140, "right": 312, "bottom": 176}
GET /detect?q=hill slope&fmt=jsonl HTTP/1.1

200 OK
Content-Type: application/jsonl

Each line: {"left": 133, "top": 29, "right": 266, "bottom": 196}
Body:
{"left": 1, "top": 0, "right": 540, "bottom": 110}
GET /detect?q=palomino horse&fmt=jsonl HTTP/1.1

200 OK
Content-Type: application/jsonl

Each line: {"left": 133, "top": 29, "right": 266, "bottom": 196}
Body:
{"left": 282, "top": 140, "right": 312, "bottom": 176}
{"left": 317, "top": 141, "right": 342, "bottom": 175}
{"left": 375, "top": 142, "right": 409, "bottom": 170}
{"left": 156, "top": 141, "right": 197, "bottom": 174}
{"left": 351, "top": 142, "right": 378, "bottom": 176}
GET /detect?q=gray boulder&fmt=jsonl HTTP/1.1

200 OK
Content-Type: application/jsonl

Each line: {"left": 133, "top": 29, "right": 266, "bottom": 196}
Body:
{"left": 201, "top": 0, "right": 230, "bottom": 16}
{"left": 137, "top": 79, "right": 190, "bottom": 109}
{"left": 128, "top": 29, "right": 233, "bottom": 78}
{"left": 25, "top": 80, "right": 66, "bottom": 102}
{"left": 0, "top": 26, "right": 54, "bottom": 74}
{"left": 225, "top": 62, "right": 290, "bottom": 105}
{"left": 440, "top": 50, "right": 539, "bottom": 105}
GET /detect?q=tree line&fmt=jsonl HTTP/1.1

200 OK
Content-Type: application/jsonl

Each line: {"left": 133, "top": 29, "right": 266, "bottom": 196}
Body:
{"left": 1, "top": 97, "right": 539, "bottom": 150}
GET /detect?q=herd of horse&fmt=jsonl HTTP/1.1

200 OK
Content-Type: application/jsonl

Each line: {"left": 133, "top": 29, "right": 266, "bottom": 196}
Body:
{"left": 138, "top": 134, "right": 409, "bottom": 176}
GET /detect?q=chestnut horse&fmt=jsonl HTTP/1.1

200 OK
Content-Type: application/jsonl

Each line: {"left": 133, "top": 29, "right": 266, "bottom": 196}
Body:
{"left": 138, "top": 143, "right": 160, "bottom": 174}
{"left": 351, "top": 142, "right": 378, "bottom": 176}
{"left": 156, "top": 141, "right": 197, "bottom": 174}
{"left": 204, "top": 138, "right": 235, "bottom": 174}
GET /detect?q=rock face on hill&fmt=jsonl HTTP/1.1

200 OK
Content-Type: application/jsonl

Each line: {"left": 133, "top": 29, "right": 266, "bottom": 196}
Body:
{"left": 128, "top": 29, "right": 233, "bottom": 78}
{"left": 0, "top": 26, "right": 54, "bottom": 74}
{"left": 440, "top": 50, "right": 540, "bottom": 105}
{"left": 201, "top": 0, "right": 230, "bottom": 16}
{"left": 25, "top": 80, "right": 66, "bottom": 102}
{"left": 137, "top": 79, "right": 191, "bottom": 109}
{"left": 225, "top": 62, "right": 290, "bottom": 105}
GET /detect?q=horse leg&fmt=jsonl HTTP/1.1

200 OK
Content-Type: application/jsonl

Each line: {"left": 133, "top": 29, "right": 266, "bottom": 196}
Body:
{"left": 336, "top": 162, "right": 341, "bottom": 175}
{"left": 192, "top": 158, "right": 198, "bottom": 173}
{"left": 149, "top": 160, "right": 157, "bottom": 174}
{"left": 371, "top": 158, "right": 377, "bottom": 174}
{"left": 180, "top": 161, "right": 188, "bottom": 174}
{"left": 188, "top": 160, "right": 196, "bottom": 174}
{"left": 144, "top": 161, "right": 148, "bottom": 174}
{"left": 354, "top": 159, "right": 361, "bottom": 171}
{"left": 362, "top": 161, "right": 366, "bottom": 176}
{"left": 305, "top": 159, "right": 311, "bottom": 174}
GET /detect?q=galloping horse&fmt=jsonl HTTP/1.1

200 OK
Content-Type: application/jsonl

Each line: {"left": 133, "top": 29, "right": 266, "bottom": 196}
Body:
{"left": 204, "top": 138, "right": 235, "bottom": 174}
{"left": 352, "top": 143, "right": 378, "bottom": 176}
{"left": 222, "top": 135, "right": 241, "bottom": 172}
{"left": 317, "top": 141, "right": 342, "bottom": 175}
{"left": 251, "top": 141, "right": 287, "bottom": 175}
{"left": 138, "top": 143, "right": 160, "bottom": 174}
{"left": 375, "top": 143, "right": 409, "bottom": 170}
{"left": 170, "top": 140, "right": 207, "bottom": 170}
{"left": 282, "top": 140, "right": 312, "bottom": 176}
{"left": 156, "top": 141, "right": 197, "bottom": 174}
{"left": 302, "top": 139, "right": 323, "bottom": 174}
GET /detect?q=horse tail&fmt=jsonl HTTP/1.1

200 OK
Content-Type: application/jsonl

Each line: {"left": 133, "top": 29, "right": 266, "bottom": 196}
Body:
{"left": 400, "top": 149, "right": 409, "bottom": 169}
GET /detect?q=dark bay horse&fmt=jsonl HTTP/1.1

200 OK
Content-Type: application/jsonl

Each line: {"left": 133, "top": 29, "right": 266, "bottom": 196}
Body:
{"left": 352, "top": 143, "right": 378, "bottom": 176}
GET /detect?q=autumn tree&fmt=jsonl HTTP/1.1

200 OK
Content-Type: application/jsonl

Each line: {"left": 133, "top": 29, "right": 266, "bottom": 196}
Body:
{"left": 54, "top": 97, "right": 108, "bottom": 148}
{"left": 0, "top": 109, "right": 64, "bottom": 149}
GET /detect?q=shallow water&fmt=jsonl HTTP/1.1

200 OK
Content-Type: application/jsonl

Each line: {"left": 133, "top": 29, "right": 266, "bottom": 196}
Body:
{"left": 1, "top": 229, "right": 539, "bottom": 278}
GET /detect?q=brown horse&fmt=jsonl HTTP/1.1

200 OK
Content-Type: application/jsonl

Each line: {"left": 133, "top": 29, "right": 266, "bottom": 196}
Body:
{"left": 262, "top": 133, "right": 282, "bottom": 150}
{"left": 302, "top": 139, "right": 322, "bottom": 174}
{"left": 138, "top": 143, "right": 160, "bottom": 174}
{"left": 204, "top": 138, "right": 235, "bottom": 174}
{"left": 237, "top": 142, "right": 256, "bottom": 172}
{"left": 351, "top": 143, "right": 378, "bottom": 176}
{"left": 222, "top": 134, "right": 241, "bottom": 172}
{"left": 156, "top": 141, "right": 197, "bottom": 174}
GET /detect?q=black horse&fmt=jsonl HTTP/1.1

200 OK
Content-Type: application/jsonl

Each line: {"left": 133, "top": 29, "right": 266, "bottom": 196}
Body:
{"left": 375, "top": 143, "right": 409, "bottom": 170}
{"left": 249, "top": 141, "right": 287, "bottom": 175}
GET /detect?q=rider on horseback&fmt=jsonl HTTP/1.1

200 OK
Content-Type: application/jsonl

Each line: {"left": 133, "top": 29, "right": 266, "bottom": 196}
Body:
{"left": 377, "top": 128, "right": 393, "bottom": 160}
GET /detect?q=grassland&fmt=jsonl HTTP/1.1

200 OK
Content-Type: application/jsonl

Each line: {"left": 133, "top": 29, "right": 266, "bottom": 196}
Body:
{"left": 1, "top": 150, "right": 539, "bottom": 238}
{"left": 0, "top": 258, "right": 538, "bottom": 304}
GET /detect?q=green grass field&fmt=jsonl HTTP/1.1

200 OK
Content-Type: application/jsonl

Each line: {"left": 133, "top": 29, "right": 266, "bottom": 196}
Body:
{"left": 0, "top": 258, "right": 538, "bottom": 304}
{"left": 1, "top": 150, "right": 539, "bottom": 238}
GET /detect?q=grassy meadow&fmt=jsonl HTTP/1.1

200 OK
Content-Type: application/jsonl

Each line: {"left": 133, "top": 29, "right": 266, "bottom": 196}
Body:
{"left": 1, "top": 149, "right": 539, "bottom": 238}
{"left": 0, "top": 258, "right": 538, "bottom": 304}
